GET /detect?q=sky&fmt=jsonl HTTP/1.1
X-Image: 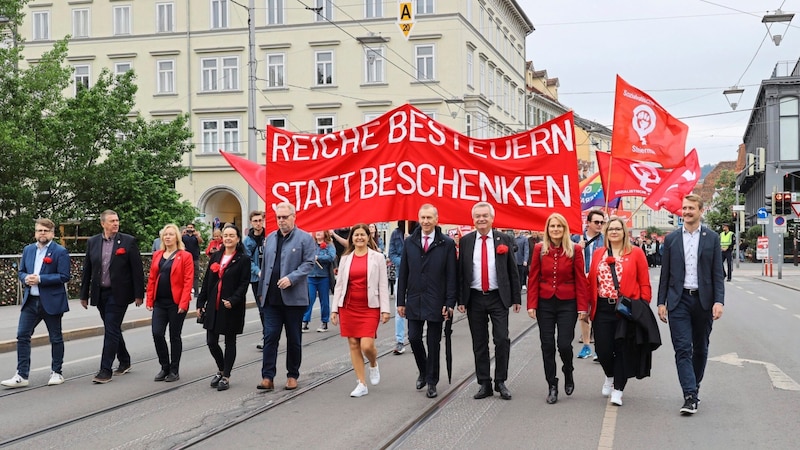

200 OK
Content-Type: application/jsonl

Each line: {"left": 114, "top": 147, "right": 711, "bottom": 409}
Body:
{"left": 516, "top": 0, "right": 800, "bottom": 167}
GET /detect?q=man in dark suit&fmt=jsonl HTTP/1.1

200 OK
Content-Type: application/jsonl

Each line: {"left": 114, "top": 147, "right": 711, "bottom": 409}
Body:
{"left": 80, "top": 210, "right": 145, "bottom": 384}
{"left": 657, "top": 194, "right": 724, "bottom": 415}
{"left": 2, "top": 219, "right": 71, "bottom": 388}
{"left": 457, "top": 202, "right": 521, "bottom": 400}
{"left": 397, "top": 204, "right": 458, "bottom": 399}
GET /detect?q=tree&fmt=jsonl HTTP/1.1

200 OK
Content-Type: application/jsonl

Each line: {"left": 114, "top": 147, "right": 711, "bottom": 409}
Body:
{"left": 0, "top": 3, "right": 196, "bottom": 253}
{"left": 703, "top": 170, "right": 738, "bottom": 232}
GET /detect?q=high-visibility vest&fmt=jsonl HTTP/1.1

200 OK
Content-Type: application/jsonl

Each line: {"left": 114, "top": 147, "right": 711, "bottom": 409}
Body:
{"left": 720, "top": 231, "right": 733, "bottom": 248}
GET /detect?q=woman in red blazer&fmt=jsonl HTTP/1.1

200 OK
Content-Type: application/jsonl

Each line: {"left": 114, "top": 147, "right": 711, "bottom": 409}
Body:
{"left": 146, "top": 223, "right": 194, "bottom": 382}
{"left": 527, "top": 213, "right": 589, "bottom": 405}
{"left": 587, "top": 217, "right": 651, "bottom": 407}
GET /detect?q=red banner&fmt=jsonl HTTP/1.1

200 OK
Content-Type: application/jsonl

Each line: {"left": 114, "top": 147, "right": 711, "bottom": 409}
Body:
{"left": 611, "top": 75, "right": 688, "bottom": 168}
{"left": 225, "top": 104, "right": 582, "bottom": 233}
{"left": 596, "top": 151, "right": 670, "bottom": 199}
{"left": 644, "top": 149, "right": 700, "bottom": 214}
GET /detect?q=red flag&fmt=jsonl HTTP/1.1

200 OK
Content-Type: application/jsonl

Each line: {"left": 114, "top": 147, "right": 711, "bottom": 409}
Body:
{"left": 220, "top": 151, "right": 268, "bottom": 202}
{"left": 611, "top": 75, "right": 689, "bottom": 168}
{"left": 643, "top": 149, "right": 701, "bottom": 215}
{"left": 596, "top": 151, "right": 670, "bottom": 199}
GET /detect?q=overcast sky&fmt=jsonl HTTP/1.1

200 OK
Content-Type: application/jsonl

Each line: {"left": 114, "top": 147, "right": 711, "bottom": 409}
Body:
{"left": 517, "top": 0, "right": 799, "bottom": 167}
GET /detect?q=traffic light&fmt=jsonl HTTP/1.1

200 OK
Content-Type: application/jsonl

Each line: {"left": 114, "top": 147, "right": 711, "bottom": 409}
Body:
{"left": 779, "top": 192, "right": 792, "bottom": 215}
{"left": 765, "top": 194, "right": 773, "bottom": 214}
{"left": 774, "top": 192, "right": 783, "bottom": 215}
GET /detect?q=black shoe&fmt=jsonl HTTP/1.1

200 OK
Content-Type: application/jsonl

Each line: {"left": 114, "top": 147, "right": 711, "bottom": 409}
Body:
{"left": 426, "top": 385, "right": 438, "bottom": 398}
{"left": 546, "top": 383, "right": 558, "bottom": 404}
{"left": 680, "top": 395, "right": 698, "bottom": 415}
{"left": 113, "top": 364, "right": 132, "bottom": 375}
{"left": 217, "top": 377, "right": 230, "bottom": 391}
{"left": 416, "top": 376, "right": 426, "bottom": 390}
{"left": 92, "top": 370, "right": 112, "bottom": 384}
{"left": 564, "top": 372, "right": 575, "bottom": 396}
{"left": 495, "top": 382, "right": 512, "bottom": 400}
{"left": 210, "top": 373, "right": 223, "bottom": 388}
{"left": 256, "top": 340, "right": 264, "bottom": 350}
{"left": 165, "top": 372, "right": 180, "bottom": 382}
{"left": 474, "top": 383, "right": 493, "bottom": 399}
{"left": 154, "top": 369, "right": 168, "bottom": 382}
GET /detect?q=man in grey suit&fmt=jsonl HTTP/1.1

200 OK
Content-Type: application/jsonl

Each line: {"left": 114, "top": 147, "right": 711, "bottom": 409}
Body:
{"left": 256, "top": 202, "right": 315, "bottom": 391}
{"left": 657, "top": 194, "right": 725, "bottom": 415}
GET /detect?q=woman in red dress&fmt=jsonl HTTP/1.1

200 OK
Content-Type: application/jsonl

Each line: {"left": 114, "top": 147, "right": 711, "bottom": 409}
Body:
{"left": 331, "top": 224, "right": 390, "bottom": 397}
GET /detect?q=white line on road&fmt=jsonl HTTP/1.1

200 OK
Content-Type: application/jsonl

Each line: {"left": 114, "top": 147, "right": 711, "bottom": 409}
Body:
{"left": 745, "top": 290, "right": 755, "bottom": 295}
{"left": 597, "top": 401, "right": 618, "bottom": 450}
{"left": 758, "top": 296, "right": 769, "bottom": 302}
{"left": 711, "top": 353, "right": 800, "bottom": 391}
{"left": 774, "top": 304, "right": 787, "bottom": 310}
{"left": 795, "top": 314, "right": 800, "bottom": 320}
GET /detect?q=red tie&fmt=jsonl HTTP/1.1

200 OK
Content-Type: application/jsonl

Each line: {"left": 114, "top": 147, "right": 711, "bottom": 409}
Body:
{"left": 480, "top": 235, "right": 489, "bottom": 292}
{"left": 423, "top": 236, "right": 429, "bottom": 252}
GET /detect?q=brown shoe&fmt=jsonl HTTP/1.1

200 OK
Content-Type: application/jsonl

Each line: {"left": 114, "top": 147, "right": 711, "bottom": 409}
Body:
{"left": 256, "top": 379, "right": 274, "bottom": 391}
{"left": 285, "top": 377, "right": 298, "bottom": 390}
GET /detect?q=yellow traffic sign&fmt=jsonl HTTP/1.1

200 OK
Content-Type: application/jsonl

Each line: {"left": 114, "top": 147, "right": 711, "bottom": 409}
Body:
{"left": 397, "top": 1, "right": 415, "bottom": 39}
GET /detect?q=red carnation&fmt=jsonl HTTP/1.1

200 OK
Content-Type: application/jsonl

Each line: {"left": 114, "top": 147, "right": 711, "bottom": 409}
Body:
{"left": 210, "top": 262, "right": 221, "bottom": 273}
{"left": 605, "top": 256, "right": 616, "bottom": 264}
{"left": 115, "top": 248, "right": 126, "bottom": 255}
{"left": 43, "top": 256, "right": 53, "bottom": 264}
{"left": 497, "top": 244, "right": 509, "bottom": 255}
{"left": 319, "top": 242, "right": 327, "bottom": 249}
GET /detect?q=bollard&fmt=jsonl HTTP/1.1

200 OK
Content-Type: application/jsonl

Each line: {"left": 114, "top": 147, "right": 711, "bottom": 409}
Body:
{"left": 768, "top": 256, "right": 774, "bottom": 277}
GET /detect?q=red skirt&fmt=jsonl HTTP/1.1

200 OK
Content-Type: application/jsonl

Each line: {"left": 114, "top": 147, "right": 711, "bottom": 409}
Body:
{"left": 339, "top": 254, "right": 379, "bottom": 338}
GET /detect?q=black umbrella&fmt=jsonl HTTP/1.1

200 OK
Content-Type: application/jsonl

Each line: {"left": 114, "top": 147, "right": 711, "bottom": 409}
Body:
{"left": 444, "top": 309, "right": 453, "bottom": 384}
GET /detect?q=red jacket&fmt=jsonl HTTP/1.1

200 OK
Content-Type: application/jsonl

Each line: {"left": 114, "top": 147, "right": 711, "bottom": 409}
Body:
{"left": 526, "top": 242, "right": 589, "bottom": 312}
{"left": 587, "top": 246, "right": 651, "bottom": 321}
{"left": 146, "top": 249, "right": 194, "bottom": 311}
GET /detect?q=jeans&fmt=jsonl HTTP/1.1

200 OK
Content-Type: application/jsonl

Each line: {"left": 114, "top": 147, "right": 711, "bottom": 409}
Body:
{"left": 466, "top": 290, "right": 510, "bottom": 384}
{"left": 151, "top": 300, "right": 187, "bottom": 374}
{"left": 97, "top": 290, "right": 130, "bottom": 373}
{"left": 16, "top": 296, "right": 64, "bottom": 378}
{"left": 261, "top": 304, "right": 305, "bottom": 380}
{"left": 668, "top": 291, "right": 713, "bottom": 397}
{"left": 206, "top": 330, "right": 237, "bottom": 377}
{"left": 394, "top": 279, "right": 406, "bottom": 343}
{"left": 536, "top": 296, "right": 577, "bottom": 386}
{"left": 303, "top": 276, "right": 330, "bottom": 324}
{"left": 593, "top": 300, "right": 628, "bottom": 391}
{"left": 252, "top": 282, "right": 265, "bottom": 337}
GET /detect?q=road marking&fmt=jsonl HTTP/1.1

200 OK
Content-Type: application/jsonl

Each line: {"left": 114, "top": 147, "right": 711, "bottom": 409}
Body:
{"left": 795, "top": 314, "right": 800, "bottom": 320}
{"left": 711, "top": 352, "right": 800, "bottom": 391}
{"left": 736, "top": 286, "right": 743, "bottom": 290}
{"left": 745, "top": 290, "right": 754, "bottom": 295}
{"left": 773, "top": 304, "right": 787, "bottom": 310}
{"left": 758, "top": 296, "right": 769, "bottom": 302}
{"left": 597, "top": 401, "right": 618, "bottom": 449}
{"left": 32, "top": 355, "right": 98, "bottom": 373}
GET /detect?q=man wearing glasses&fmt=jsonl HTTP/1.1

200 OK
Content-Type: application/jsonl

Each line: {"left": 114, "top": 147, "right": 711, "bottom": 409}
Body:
{"left": 2, "top": 219, "right": 71, "bottom": 388}
{"left": 256, "top": 202, "right": 315, "bottom": 391}
{"left": 572, "top": 209, "right": 606, "bottom": 360}
{"left": 244, "top": 211, "right": 267, "bottom": 349}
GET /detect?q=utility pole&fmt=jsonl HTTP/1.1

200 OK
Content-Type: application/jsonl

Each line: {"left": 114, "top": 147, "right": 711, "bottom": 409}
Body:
{"left": 247, "top": 0, "right": 259, "bottom": 213}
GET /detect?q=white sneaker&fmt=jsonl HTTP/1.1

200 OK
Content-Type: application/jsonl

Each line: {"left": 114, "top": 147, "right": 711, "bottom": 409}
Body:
{"left": 48, "top": 372, "right": 65, "bottom": 386}
{"left": 610, "top": 389, "right": 623, "bottom": 406}
{"left": 602, "top": 377, "right": 613, "bottom": 397}
{"left": 350, "top": 382, "right": 368, "bottom": 397}
{"left": 1, "top": 373, "right": 29, "bottom": 388}
{"left": 369, "top": 364, "right": 380, "bottom": 385}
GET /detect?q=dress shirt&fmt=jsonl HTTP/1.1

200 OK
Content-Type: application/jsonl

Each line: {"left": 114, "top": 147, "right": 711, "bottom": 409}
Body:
{"left": 421, "top": 232, "right": 434, "bottom": 251}
{"left": 101, "top": 233, "right": 116, "bottom": 287}
{"left": 30, "top": 242, "right": 51, "bottom": 296}
{"left": 470, "top": 231, "right": 497, "bottom": 291}
{"left": 682, "top": 227, "right": 700, "bottom": 290}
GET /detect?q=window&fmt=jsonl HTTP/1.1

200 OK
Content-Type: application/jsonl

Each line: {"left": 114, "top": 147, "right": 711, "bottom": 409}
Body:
{"left": 114, "top": 62, "right": 132, "bottom": 76}
{"left": 156, "top": 2, "right": 175, "bottom": 33}
{"left": 266, "top": 53, "right": 285, "bottom": 88}
{"left": 315, "top": 0, "right": 333, "bottom": 22}
{"left": 211, "top": 0, "right": 229, "bottom": 29}
{"left": 202, "top": 118, "right": 240, "bottom": 153}
{"left": 364, "top": 47, "right": 384, "bottom": 83}
{"left": 201, "top": 59, "right": 218, "bottom": 91}
{"left": 487, "top": 66, "right": 494, "bottom": 102}
{"left": 479, "top": 58, "right": 486, "bottom": 95}
{"left": 779, "top": 97, "right": 799, "bottom": 160}
{"left": 157, "top": 60, "right": 175, "bottom": 93}
{"left": 465, "top": 113, "right": 472, "bottom": 137}
{"left": 201, "top": 57, "right": 239, "bottom": 91}
{"left": 74, "top": 65, "right": 90, "bottom": 95}
{"left": 416, "top": 0, "right": 434, "bottom": 14}
{"left": 268, "top": 117, "right": 286, "bottom": 129}
{"left": 266, "top": 0, "right": 284, "bottom": 25}
{"left": 316, "top": 116, "right": 334, "bottom": 134}
{"left": 72, "top": 9, "right": 89, "bottom": 38}
{"left": 113, "top": 6, "right": 132, "bottom": 35}
{"left": 222, "top": 57, "right": 239, "bottom": 90}
{"left": 365, "top": 0, "right": 382, "bottom": 18}
{"left": 315, "top": 51, "right": 334, "bottom": 86}
{"left": 32, "top": 11, "right": 49, "bottom": 41}
{"left": 466, "top": 49, "right": 473, "bottom": 87}
{"left": 415, "top": 44, "right": 434, "bottom": 81}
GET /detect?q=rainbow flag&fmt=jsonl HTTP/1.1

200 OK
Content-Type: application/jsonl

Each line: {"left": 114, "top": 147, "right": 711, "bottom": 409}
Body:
{"left": 580, "top": 172, "right": 620, "bottom": 210}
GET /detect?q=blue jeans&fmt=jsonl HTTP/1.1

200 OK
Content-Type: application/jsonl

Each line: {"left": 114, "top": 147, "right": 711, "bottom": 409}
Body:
{"left": 16, "top": 296, "right": 64, "bottom": 378}
{"left": 668, "top": 291, "right": 713, "bottom": 397}
{"left": 303, "top": 277, "right": 330, "bottom": 323}
{"left": 394, "top": 279, "right": 405, "bottom": 343}
{"left": 261, "top": 304, "right": 305, "bottom": 380}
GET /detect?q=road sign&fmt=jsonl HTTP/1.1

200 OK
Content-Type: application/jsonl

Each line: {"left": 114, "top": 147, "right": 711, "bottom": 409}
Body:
{"left": 792, "top": 202, "right": 800, "bottom": 217}
{"left": 397, "top": 2, "right": 415, "bottom": 39}
{"left": 757, "top": 207, "right": 769, "bottom": 225}
{"left": 773, "top": 215, "right": 787, "bottom": 234}
{"left": 756, "top": 236, "right": 769, "bottom": 260}
{"left": 732, "top": 204, "right": 745, "bottom": 211}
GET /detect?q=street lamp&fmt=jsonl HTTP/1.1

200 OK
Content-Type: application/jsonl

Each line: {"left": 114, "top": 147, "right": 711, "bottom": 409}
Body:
{"left": 723, "top": 86, "right": 744, "bottom": 110}
{"left": 762, "top": 9, "right": 795, "bottom": 46}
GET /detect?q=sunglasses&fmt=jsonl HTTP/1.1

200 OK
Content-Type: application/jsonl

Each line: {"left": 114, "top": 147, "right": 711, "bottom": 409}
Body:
{"left": 276, "top": 214, "right": 294, "bottom": 220}
{"left": 591, "top": 220, "right": 605, "bottom": 225}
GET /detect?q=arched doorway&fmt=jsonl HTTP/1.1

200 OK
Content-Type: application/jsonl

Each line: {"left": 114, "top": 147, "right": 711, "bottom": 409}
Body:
{"left": 198, "top": 187, "right": 246, "bottom": 231}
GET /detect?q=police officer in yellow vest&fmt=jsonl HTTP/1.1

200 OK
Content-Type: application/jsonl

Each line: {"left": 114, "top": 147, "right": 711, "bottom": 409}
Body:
{"left": 720, "top": 224, "right": 734, "bottom": 282}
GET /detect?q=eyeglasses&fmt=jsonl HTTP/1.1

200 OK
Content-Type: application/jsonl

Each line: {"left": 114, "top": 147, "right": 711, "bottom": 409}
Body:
{"left": 591, "top": 220, "right": 605, "bottom": 225}
{"left": 276, "top": 214, "right": 294, "bottom": 220}
{"left": 35, "top": 229, "right": 52, "bottom": 233}
{"left": 251, "top": 219, "right": 263, "bottom": 223}
{"left": 607, "top": 227, "right": 623, "bottom": 232}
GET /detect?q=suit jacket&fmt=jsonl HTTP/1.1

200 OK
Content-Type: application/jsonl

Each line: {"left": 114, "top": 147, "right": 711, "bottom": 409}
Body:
{"left": 332, "top": 248, "right": 390, "bottom": 314}
{"left": 257, "top": 227, "right": 315, "bottom": 307}
{"left": 396, "top": 227, "right": 458, "bottom": 321}
{"left": 657, "top": 225, "right": 724, "bottom": 311}
{"left": 146, "top": 249, "right": 194, "bottom": 311}
{"left": 457, "top": 229, "right": 521, "bottom": 309}
{"left": 18, "top": 241, "right": 71, "bottom": 315}
{"left": 80, "top": 232, "right": 145, "bottom": 306}
{"left": 196, "top": 250, "right": 251, "bottom": 335}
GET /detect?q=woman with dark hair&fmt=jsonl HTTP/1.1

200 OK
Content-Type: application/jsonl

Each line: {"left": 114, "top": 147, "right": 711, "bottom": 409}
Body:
{"left": 303, "top": 230, "right": 337, "bottom": 332}
{"left": 331, "top": 224, "right": 390, "bottom": 397}
{"left": 368, "top": 223, "right": 384, "bottom": 253}
{"left": 196, "top": 224, "right": 251, "bottom": 391}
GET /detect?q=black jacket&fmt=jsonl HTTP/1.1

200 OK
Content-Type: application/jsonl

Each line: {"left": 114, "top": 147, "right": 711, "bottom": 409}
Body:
{"left": 615, "top": 299, "right": 662, "bottom": 379}
{"left": 80, "top": 232, "right": 145, "bottom": 306}
{"left": 396, "top": 226, "right": 458, "bottom": 321}
{"left": 197, "top": 250, "right": 251, "bottom": 335}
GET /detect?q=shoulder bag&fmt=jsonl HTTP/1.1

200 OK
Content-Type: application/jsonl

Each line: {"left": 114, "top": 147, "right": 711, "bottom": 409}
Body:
{"left": 606, "top": 247, "right": 633, "bottom": 320}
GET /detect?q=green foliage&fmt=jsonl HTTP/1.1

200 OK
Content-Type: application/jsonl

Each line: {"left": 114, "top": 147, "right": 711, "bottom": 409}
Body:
{"left": 703, "top": 170, "right": 739, "bottom": 232}
{"left": 645, "top": 226, "right": 663, "bottom": 237}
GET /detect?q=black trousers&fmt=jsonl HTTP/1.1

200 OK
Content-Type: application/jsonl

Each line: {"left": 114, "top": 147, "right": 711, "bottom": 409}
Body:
{"left": 408, "top": 318, "right": 443, "bottom": 386}
{"left": 207, "top": 331, "right": 237, "bottom": 378}
{"left": 721, "top": 249, "right": 733, "bottom": 280}
{"left": 536, "top": 296, "right": 577, "bottom": 386}
{"left": 97, "top": 289, "right": 130, "bottom": 373}
{"left": 517, "top": 265, "right": 528, "bottom": 289}
{"left": 152, "top": 299, "right": 187, "bottom": 374}
{"left": 593, "top": 299, "right": 628, "bottom": 391}
{"left": 467, "top": 290, "right": 509, "bottom": 385}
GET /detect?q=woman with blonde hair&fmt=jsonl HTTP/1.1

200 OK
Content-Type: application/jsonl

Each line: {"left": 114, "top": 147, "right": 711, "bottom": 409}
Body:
{"left": 331, "top": 224, "right": 390, "bottom": 397}
{"left": 527, "top": 213, "right": 589, "bottom": 404}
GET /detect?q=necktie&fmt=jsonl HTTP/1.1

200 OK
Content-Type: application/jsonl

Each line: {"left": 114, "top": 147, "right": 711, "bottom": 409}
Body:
{"left": 423, "top": 236, "right": 429, "bottom": 252}
{"left": 480, "top": 235, "right": 489, "bottom": 292}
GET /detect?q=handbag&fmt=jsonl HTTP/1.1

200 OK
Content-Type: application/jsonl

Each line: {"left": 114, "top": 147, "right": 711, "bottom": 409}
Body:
{"left": 606, "top": 248, "right": 633, "bottom": 320}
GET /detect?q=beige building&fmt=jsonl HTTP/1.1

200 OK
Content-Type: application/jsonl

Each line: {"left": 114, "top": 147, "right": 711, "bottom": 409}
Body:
{"left": 18, "top": 0, "right": 533, "bottom": 228}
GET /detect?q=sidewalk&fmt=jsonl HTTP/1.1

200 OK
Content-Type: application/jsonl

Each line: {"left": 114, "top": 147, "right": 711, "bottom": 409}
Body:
{"left": 1, "top": 262, "right": 798, "bottom": 354}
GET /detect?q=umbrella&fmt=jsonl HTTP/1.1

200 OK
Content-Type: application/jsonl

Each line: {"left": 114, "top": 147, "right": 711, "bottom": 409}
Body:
{"left": 444, "top": 309, "right": 453, "bottom": 384}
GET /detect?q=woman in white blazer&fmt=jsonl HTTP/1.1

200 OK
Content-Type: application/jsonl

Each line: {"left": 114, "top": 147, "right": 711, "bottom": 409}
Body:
{"left": 331, "top": 224, "right": 390, "bottom": 397}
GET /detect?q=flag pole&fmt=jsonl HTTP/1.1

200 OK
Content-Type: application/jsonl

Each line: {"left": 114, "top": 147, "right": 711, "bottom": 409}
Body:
{"left": 603, "top": 151, "right": 614, "bottom": 215}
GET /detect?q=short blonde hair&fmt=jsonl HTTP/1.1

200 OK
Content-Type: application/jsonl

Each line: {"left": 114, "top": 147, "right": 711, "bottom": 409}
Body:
{"left": 159, "top": 223, "right": 186, "bottom": 251}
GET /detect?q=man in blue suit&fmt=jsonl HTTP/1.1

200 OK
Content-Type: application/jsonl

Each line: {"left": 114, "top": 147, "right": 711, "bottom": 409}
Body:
{"left": 657, "top": 194, "right": 725, "bottom": 415}
{"left": 2, "top": 219, "right": 71, "bottom": 388}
